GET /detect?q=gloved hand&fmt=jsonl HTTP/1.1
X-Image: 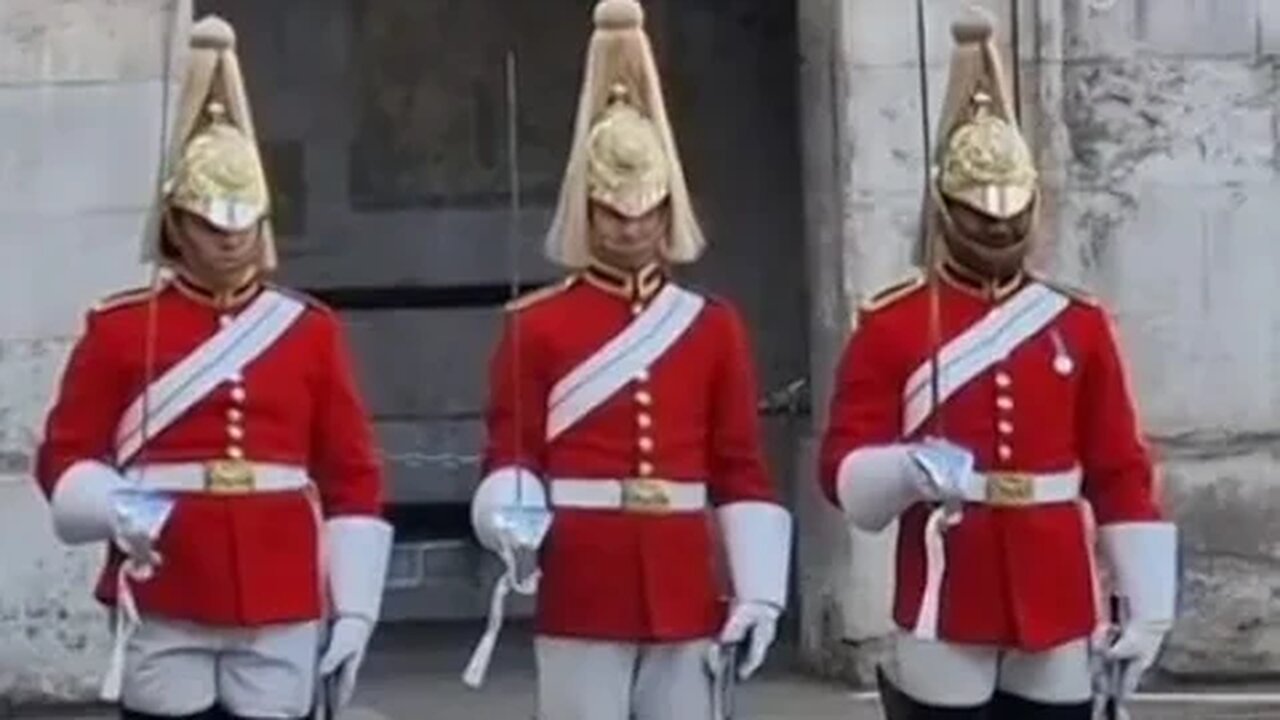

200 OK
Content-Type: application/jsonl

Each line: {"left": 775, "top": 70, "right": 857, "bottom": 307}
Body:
{"left": 714, "top": 601, "right": 780, "bottom": 680}
{"left": 319, "top": 616, "right": 374, "bottom": 708}
{"left": 111, "top": 489, "right": 175, "bottom": 576}
{"left": 907, "top": 437, "right": 982, "bottom": 504}
{"left": 1105, "top": 619, "right": 1171, "bottom": 695}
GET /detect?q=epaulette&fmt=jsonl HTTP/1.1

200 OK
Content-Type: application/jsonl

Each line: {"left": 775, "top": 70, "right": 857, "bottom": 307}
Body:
{"left": 504, "top": 276, "right": 576, "bottom": 312}
{"left": 859, "top": 269, "right": 926, "bottom": 312}
{"left": 92, "top": 285, "right": 157, "bottom": 313}
{"left": 1034, "top": 274, "right": 1098, "bottom": 306}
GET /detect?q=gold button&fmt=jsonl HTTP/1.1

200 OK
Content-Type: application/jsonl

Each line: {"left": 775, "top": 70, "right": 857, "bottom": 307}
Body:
{"left": 998, "top": 420, "right": 1014, "bottom": 436}
{"left": 997, "top": 444, "right": 1012, "bottom": 461}
{"left": 227, "top": 445, "right": 245, "bottom": 460}
{"left": 227, "top": 408, "right": 244, "bottom": 423}
{"left": 638, "top": 461, "right": 655, "bottom": 477}
{"left": 218, "top": 315, "right": 233, "bottom": 328}
{"left": 631, "top": 303, "right": 644, "bottom": 316}
{"left": 637, "top": 413, "right": 653, "bottom": 429}
{"left": 227, "top": 425, "right": 244, "bottom": 441}
{"left": 638, "top": 436, "right": 655, "bottom": 453}
{"left": 995, "top": 372, "right": 1011, "bottom": 388}
{"left": 230, "top": 386, "right": 247, "bottom": 404}
{"left": 996, "top": 396, "right": 1013, "bottom": 411}
{"left": 635, "top": 391, "right": 652, "bottom": 407}
{"left": 634, "top": 369, "right": 651, "bottom": 383}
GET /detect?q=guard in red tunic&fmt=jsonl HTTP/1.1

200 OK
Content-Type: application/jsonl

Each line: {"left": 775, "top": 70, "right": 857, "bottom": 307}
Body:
{"left": 35, "top": 16, "right": 392, "bottom": 720}
{"left": 463, "top": 1, "right": 792, "bottom": 718}
{"left": 817, "top": 17, "right": 1177, "bottom": 720}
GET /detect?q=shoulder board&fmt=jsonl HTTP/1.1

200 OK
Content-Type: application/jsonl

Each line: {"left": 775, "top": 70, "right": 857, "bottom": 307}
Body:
{"left": 504, "top": 276, "right": 576, "bottom": 312}
{"left": 1034, "top": 275, "right": 1098, "bottom": 306}
{"left": 859, "top": 270, "right": 926, "bottom": 312}
{"left": 92, "top": 285, "right": 157, "bottom": 313}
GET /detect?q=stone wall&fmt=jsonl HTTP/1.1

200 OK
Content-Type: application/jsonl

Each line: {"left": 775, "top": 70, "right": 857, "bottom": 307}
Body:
{"left": 0, "top": 0, "right": 186, "bottom": 702}
{"left": 797, "top": 0, "right": 1280, "bottom": 682}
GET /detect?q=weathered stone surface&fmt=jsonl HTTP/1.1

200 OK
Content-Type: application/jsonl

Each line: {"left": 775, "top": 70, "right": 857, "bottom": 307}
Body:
{"left": 0, "top": 338, "right": 76, "bottom": 485}
{"left": 0, "top": 81, "right": 168, "bottom": 217}
{"left": 0, "top": 482, "right": 109, "bottom": 703}
{"left": 0, "top": 0, "right": 188, "bottom": 85}
{"left": 1159, "top": 454, "right": 1280, "bottom": 677}
{"left": 0, "top": 211, "right": 151, "bottom": 342}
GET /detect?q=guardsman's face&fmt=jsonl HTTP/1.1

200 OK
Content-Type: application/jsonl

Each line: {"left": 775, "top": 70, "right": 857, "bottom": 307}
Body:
{"left": 588, "top": 200, "right": 669, "bottom": 271}
{"left": 946, "top": 199, "right": 1035, "bottom": 249}
{"left": 166, "top": 209, "right": 262, "bottom": 288}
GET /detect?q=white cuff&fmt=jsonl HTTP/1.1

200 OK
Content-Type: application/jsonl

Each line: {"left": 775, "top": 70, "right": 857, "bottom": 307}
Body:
{"left": 470, "top": 466, "right": 548, "bottom": 553}
{"left": 325, "top": 515, "right": 394, "bottom": 623}
{"left": 1100, "top": 521, "right": 1178, "bottom": 623}
{"left": 718, "top": 501, "right": 792, "bottom": 609}
{"left": 836, "top": 445, "right": 927, "bottom": 532}
{"left": 49, "top": 460, "right": 128, "bottom": 544}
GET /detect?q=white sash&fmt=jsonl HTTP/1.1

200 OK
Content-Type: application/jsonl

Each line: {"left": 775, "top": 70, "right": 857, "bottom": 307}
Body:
{"left": 113, "top": 289, "right": 307, "bottom": 466}
{"left": 901, "top": 282, "right": 1069, "bottom": 437}
{"left": 545, "top": 284, "right": 705, "bottom": 441}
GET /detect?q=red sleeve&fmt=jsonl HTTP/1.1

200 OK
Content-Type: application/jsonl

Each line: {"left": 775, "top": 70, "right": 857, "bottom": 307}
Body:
{"left": 34, "top": 310, "right": 130, "bottom": 495}
{"left": 817, "top": 310, "right": 907, "bottom": 506}
{"left": 309, "top": 310, "right": 385, "bottom": 517}
{"left": 706, "top": 303, "right": 775, "bottom": 505}
{"left": 1077, "top": 307, "right": 1162, "bottom": 524}
{"left": 481, "top": 312, "right": 549, "bottom": 474}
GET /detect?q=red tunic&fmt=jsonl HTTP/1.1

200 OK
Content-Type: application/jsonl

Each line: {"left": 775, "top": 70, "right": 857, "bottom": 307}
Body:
{"left": 35, "top": 277, "right": 384, "bottom": 627}
{"left": 483, "top": 264, "right": 779, "bottom": 641}
{"left": 819, "top": 266, "right": 1163, "bottom": 651}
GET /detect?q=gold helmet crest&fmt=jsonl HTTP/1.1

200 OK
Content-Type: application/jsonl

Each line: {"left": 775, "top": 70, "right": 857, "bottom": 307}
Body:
{"left": 143, "top": 15, "right": 276, "bottom": 269}
{"left": 545, "top": 0, "right": 705, "bottom": 267}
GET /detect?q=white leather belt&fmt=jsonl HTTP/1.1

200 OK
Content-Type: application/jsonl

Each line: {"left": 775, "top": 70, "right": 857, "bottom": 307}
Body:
{"left": 550, "top": 478, "right": 707, "bottom": 514}
{"left": 124, "top": 462, "right": 311, "bottom": 494}
{"left": 961, "top": 466, "right": 1082, "bottom": 506}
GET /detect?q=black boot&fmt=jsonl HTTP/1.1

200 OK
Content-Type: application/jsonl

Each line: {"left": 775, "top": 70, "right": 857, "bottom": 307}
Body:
{"left": 877, "top": 666, "right": 991, "bottom": 719}
{"left": 990, "top": 691, "right": 1091, "bottom": 719}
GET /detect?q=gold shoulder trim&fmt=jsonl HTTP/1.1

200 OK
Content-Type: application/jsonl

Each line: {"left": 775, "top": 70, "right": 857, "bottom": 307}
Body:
{"left": 859, "top": 270, "right": 926, "bottom": 312}
{"left": 1033, "top": 274, "right": 1098, "bottom": 306}
{"left": 504, "top": 276, "right": 576, "bottom": 312}
{"left": 92, "top": 286, "right": 158, "bottom": 313}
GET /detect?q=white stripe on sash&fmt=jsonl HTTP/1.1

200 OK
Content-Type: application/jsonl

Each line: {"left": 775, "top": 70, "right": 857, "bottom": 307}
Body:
{"left": 546, "top": 284, "right": 705, "bottom": 442}
{"left": 114, "top": 290, "right": 306, "bottom": 466}
{"left": 902, "top": 283, "right": 1070, "bottom": 437}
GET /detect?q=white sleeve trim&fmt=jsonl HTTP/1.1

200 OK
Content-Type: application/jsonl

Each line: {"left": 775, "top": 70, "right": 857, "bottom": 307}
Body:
{"left": 1099, "top": 521, "right": 1178, "bottom": 623}
{"left": 325, "top": 515, "right": 395, "bottom": 623}
{"left": 717, "top": 501, "right": 792, "bottom": 608}
{"left": 836, "top": 445, "right": 926, "bottom": 532}
{"left": 49, "top": 460, "right": 127, "bottom": 545}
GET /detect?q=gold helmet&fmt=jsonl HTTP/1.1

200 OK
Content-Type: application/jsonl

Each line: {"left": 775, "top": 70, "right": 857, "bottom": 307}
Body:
{"left": 928, "top": 15, "right": 1038, "bottom": 277}
{"left": 143, "top": 15, "right": 276, "bottom": 269}
{"left": 545, "top": 0, "right": 705, "bottom": 267}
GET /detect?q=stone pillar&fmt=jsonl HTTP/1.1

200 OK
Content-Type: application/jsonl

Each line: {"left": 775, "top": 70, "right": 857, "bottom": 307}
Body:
{"left": 797, "top": 0, "right": 1280, "bottom": 682}
{"left": 0, "top": 0, "right": 187, "bottom": 702}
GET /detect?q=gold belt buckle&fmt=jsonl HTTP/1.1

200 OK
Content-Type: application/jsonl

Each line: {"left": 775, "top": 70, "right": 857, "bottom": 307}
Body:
{"left": 205, "top": 459, "right": 256, "bottom": 494}
{"left": 986, "top": 472, "right": 1034, "bottom": 507}
{"left": 621, "top": 479, "right": 671, "bottom": 514}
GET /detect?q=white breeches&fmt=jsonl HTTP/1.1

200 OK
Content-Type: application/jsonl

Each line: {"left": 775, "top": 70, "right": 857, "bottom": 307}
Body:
{"left": 535, "top": 636, "right": 714, "bottom": 720}
{"left": 121, "top": 615, "right": 319, "bottom": 718}
{"left": 891, "top": 633, "right": 1092, "bottom": 707}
